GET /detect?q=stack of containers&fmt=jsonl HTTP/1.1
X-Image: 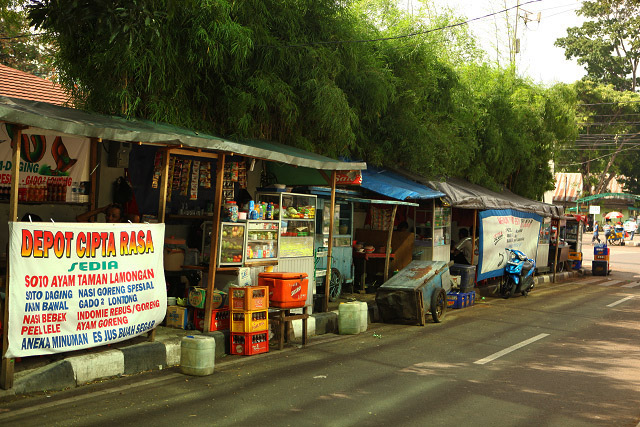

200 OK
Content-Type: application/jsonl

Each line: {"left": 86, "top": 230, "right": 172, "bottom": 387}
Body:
{"left": 593, "top": 243, "right": 610, "bottom": 276}
{"left": 229, "top": 286, "right": 269, "bottom": 355}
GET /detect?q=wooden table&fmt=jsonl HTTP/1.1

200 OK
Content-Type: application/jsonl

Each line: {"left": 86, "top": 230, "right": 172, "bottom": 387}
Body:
{"left": 270, "top": 306, "right": 309, "bottom": 350}
{"left": 353, "top": 251, "right": 395, "bottom": 292}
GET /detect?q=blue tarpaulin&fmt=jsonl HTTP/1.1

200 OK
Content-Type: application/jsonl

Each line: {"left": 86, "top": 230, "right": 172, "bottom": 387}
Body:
{"left": 361, "top": 168, "right": 444, "bottom": 201}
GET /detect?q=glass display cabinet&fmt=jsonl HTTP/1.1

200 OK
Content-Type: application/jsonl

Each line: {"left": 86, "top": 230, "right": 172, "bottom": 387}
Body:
{"left": 255, "top": 192, "right": 317, "bottom": 258}
{"left": 244, "top": 220, "right": 279, "bottom": 264}
{"left": 218, "top": 222, "right": 246, "bottom": 266}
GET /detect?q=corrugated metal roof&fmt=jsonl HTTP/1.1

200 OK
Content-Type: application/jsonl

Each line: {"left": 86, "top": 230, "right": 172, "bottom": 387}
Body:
{"left": 0, "top": 96, "right": 365, "bottom": 170}
{"left": 0, "top": 64, "right": 71, "bottom": 106}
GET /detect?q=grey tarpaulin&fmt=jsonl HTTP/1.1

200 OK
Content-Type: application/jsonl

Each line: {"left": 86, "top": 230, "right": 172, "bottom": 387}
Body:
{"left": 0, "top": 96, "right": 366, "bottom": 171}
{"left": 424, "top": 178, "right": 563, "bottom": 218}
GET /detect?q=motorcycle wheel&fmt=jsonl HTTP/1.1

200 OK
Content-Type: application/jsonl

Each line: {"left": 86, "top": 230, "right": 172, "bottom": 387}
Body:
{"left": 430, "top": 288, "right": 447, "bottom": 323}
{"left": 502, "top": 277, "right": 516, "bottom": 299}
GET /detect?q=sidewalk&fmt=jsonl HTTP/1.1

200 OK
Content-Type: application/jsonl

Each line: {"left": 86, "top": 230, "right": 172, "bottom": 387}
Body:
{"left": 0, "top": 268, "right": 583, "bottom": 400}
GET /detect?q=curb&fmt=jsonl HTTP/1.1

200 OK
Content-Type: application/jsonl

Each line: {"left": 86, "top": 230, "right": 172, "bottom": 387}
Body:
{"left": 534, "top": 269, "right": 581, "bottom": 285}
{"left": 2, "top": 311, "right": 339, "bottom": 398}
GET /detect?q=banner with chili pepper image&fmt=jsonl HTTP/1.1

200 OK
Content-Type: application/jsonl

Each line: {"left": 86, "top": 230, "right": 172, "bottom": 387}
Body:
{"left": 0, "top": 123, "right": 89, "bottom": 201}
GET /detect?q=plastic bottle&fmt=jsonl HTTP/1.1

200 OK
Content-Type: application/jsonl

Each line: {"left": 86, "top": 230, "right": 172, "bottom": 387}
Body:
{"left": 266, "top": 202, "right": 273, "bottom": 220}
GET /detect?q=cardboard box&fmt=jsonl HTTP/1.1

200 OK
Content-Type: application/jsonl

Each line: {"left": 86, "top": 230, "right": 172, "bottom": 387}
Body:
{"left": 166, "top": 306, "right": 189, "bottom": 329}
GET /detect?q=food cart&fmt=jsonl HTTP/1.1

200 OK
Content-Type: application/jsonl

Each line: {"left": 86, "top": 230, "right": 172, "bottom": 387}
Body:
{"left": 375, "top": 260, "right": 452, "bottom": 325}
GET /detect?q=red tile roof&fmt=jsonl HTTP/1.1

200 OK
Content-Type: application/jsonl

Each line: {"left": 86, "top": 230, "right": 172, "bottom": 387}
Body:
{"left": 0, "top": 64, "right": 71, "bottom": 106}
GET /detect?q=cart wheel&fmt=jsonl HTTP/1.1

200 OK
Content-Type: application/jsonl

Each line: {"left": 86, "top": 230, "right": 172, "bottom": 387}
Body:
{"left": 431, "top": 288, "right": 447, "bottom": 323}
{"left": 556, "top": 261, "right": 565, "bottom": 273}
{"left": 328, "top": 268, "right": 342, "bottom": 302}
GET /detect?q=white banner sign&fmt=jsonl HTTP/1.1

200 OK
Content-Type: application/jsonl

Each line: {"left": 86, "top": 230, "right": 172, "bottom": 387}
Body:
{"left": 7, "top": 222, "right": 167, "bottom": 358}
{"left": 0, "top": 124, "right": 90, "bottom": 198}
{"left": 477, "top": 209, "right": 542, "bottom": 281}
{"left": 589, "top": 205, "right": 600, "bottom": 215}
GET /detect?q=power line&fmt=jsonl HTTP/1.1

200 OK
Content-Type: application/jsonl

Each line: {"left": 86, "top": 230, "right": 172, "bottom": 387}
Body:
{"left": 257, "top": 0, "right": 543, "bottom": 48}
{"left": 578, "top": 99, "right": 640, "bottom": 106}
{"left": 556, "top": 143, "right": 640, "bottom": 166}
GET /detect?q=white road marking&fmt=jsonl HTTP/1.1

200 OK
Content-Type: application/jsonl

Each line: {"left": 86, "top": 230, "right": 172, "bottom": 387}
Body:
{"left": 607, "top": 296, "right": 635, "bottom": 308}
{"left": 622, "top": 282, "right": 640, "bottom": 288}
{"left": 599, "top": 280, "right": 622, "bottom": 287}
{"left": 474, "top": 333, "right": 550, "bottom": 365}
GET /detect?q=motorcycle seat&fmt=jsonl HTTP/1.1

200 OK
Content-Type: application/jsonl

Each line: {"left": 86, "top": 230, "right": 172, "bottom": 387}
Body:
{"left": 521, "top": 260, "right": 534, "bottom": 273}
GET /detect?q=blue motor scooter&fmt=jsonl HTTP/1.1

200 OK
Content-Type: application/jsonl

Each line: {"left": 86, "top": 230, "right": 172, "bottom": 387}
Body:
{"left": 500, "top": 248, "right": 536, "bottom": 298}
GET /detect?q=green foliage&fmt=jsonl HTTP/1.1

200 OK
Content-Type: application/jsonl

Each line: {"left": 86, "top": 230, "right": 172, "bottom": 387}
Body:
{"left": 555, "top": 0, "right": 640, "bottom": 91}
{"left": 0, "top": 0, "right": 52, "bottom": 74}
{"left": 27, "top": 0, "right": 577, "bottom": 200}
{"left": 556, "top": 80, "right": 640, "bottom": 195}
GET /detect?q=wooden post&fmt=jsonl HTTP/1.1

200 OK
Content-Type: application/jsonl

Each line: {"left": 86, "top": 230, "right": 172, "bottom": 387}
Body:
{"left": 471, "top": 209, "right": 477, "bottom": 265}
{"left": 324, "top": 171, "right": 337, "bottom": 312}
{"left": 89, "top": 138, "right": 99, "bottom": 212}
{"left": 552, "top": 222, "right": 560, "bottom": 283}
{"left": 203, "top": 154, "right": 225, "bottom": 332}
{"left": 2, "top": 126, "right": 23, "bottom": 390}
{"left": 384, "top": 205, "right": 398, "bottom": 282}
{"left": 157, "top": 149, "right": 170, "bottom": 223}
{"left": 147, "top": 148, "right": 171, "bottom": 342}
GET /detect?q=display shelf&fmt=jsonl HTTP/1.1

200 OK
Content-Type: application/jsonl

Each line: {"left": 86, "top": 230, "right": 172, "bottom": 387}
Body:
{"left": 245, "top": 220, "right": 279, "bottom": 262}
{"left": 218, "top": 222, "right": 246, "bottom": 266}
{"left": 255, "top": 192, "right": 317, "bottom": 258}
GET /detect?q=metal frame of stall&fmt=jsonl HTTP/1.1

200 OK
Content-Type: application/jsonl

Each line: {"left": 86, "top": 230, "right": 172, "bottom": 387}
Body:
{"left": 0, "top": 96, "right": 366, "bottom": 389}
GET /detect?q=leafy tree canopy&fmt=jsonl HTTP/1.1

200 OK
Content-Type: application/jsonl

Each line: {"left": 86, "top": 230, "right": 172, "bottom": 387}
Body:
{"left": 555, "top": 80, "right": 640, "bottom": 196}
{"left": 0, "top": 0, "right": 52, "bottom": 74}
{"left": 555, "top": 0, "right": 640, "bottom": 91}
{"left": 26, "top": 0, "right": 577, "bottom": 200}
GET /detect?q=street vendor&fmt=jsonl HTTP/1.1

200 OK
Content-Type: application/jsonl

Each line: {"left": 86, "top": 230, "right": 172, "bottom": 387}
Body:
{"left": 452, "top": 228, "right": 473, "bottom": 264}
{"left": 76, "top": 203, "right": 124, "bottom": 223}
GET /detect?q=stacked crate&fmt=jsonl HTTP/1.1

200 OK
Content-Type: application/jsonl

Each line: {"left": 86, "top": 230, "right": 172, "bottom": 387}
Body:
{"left": 229, "top": 286, "right": 269, "bottom": 355}
{"left": 593, "top": 245, "right": 610, "bottom": 276}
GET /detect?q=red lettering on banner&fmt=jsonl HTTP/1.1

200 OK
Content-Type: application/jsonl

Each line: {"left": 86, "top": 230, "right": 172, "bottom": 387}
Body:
{"left": 20, "top": 324, "right": 61, "bottom": 335}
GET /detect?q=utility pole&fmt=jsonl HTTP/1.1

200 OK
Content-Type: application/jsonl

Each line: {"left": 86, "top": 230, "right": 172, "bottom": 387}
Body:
{"left": 509, "top": 1, "right": 541, "bottom": 69}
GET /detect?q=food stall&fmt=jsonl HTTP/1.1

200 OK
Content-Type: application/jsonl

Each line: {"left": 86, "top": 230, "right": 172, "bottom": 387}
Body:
{"left": 0, "top": 95, "right": 366, "bottom": 389}
{"left": 254, "top": 192, "right": 317, "bottom": 307}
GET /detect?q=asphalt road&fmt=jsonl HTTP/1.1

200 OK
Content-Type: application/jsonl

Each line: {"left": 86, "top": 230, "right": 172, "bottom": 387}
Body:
{"left": 1, "top": 242, "right": 639, "bottom": 426}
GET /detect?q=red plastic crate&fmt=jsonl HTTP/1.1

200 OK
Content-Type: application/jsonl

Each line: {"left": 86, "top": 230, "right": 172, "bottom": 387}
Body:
{"left": 191, "top": 307, "right": 230, "bottom": 331}
{"left": 231, "top": 332, "right": 269, "bottom": 355}
{"left": 231, "top": 310, "right": 269, "bottom": 333}
{"left": 258, "top": 272, "right": 308, "bottom": 308}
{"left": 229, "top": 286, "right": 269, "bottom": 311}
{"left": 210, "top": 308, "right": 230, "bottom": 331}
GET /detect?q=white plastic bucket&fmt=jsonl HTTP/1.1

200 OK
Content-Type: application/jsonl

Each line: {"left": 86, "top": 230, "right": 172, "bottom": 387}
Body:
{"left": 167, "top": 297, "right": 177, "bottom": 306}
{"left": 180, "top": 335, "right": 216, "bottom": 376}
{"left": 339, "top": 302, "right": 361, "bottom": 335}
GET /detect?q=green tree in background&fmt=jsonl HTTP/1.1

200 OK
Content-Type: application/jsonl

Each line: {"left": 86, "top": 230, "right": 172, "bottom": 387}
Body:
{"left": 0, "top": 0, "right": 52, "bottom": 75}
{"left": 555, "top": 0, "right": 640, "bottom": 92}
{"left": 555, "top": 80, "right": 640, "bottom": 196}
{"left": 27, "top": 0, "right": 576, "bottom": 200}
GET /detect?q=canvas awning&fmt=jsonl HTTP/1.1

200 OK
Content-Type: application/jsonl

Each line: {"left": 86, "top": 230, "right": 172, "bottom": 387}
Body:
{"left": 0, "top": 96, "right": 366, "bottom": 171}
{"left": 425, "top": 178, "right": 563, "bottom": 218}
{"left": 360, "top": 167, "right": 444, "bottom": 201}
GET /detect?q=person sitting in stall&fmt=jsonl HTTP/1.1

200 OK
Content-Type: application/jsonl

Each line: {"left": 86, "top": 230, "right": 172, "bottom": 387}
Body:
{"left": 76, "top": 203, "right": 125, "bottom": 223}
{"left": 452, "top": 228, "right": 473, "bottom": 265}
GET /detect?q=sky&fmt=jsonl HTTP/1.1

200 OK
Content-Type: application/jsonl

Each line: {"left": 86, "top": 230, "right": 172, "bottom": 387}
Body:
{"left": 422, "top": 0, "right": 587, "bottom": 85}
